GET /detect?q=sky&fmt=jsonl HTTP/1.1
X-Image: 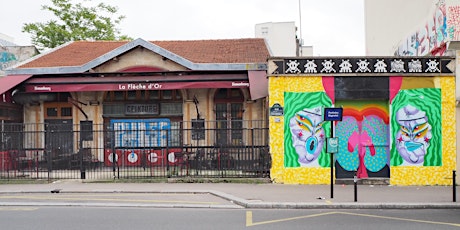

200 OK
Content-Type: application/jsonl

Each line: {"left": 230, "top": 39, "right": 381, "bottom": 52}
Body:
{"left": 0, "top": 0, "right": 365, "bottom": 56}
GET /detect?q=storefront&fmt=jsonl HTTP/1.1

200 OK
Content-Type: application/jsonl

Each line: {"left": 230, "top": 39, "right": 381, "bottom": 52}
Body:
{"left": 0, "top": 38, "right": 270, "bottom": 170}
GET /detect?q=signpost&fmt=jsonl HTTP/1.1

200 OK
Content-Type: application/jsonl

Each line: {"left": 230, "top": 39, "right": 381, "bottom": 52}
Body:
{"left": 324, "top": 107, "right": 343, "bottom": 199}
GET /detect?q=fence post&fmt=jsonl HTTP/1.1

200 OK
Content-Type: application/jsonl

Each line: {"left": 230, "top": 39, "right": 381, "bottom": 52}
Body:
{"left": 454, "top": 170, "right": 457, "bottom": 202}
{"left": 354, "top": 171, "right": 358, "bottom": 202}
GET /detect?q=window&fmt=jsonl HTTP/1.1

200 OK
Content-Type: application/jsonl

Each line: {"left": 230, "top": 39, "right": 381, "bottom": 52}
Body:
{"left": 104, "top": 90, "right": 182, "bottom": 101}
{"left": 214, "top": 89, "right": 244, "bottom": 146}
{"left": 44, "top": 105, "right": 72, "bottom": 119}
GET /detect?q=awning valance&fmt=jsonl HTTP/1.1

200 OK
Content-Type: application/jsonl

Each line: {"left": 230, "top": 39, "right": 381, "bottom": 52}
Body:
{"left": 0, "top": 75, "right": 33, "bottom": 95}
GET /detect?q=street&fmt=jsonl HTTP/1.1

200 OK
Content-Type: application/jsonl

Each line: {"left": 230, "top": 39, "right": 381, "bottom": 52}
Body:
{"left": 0, "top": 207, "right": 459, "bottom": 230}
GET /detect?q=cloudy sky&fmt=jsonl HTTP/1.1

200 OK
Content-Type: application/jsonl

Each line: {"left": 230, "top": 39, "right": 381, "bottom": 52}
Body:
{"left": 1, "top": 0, "right": 365, "bottom": 56}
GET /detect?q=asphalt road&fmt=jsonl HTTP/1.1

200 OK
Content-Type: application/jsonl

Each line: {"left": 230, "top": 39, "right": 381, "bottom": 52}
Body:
{"left": 1, "top": 207, "right": 459, "bottom": 230}
{"left": 0, "top": 192, "right": 239, "bottom": 208}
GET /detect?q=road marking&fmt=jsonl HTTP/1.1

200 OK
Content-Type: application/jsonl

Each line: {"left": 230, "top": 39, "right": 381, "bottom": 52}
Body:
{"left": 0, "top": 195, "right": 219, "bottom": 205}
{"left": 246, "top": 211, "right": 337, "bottom": 227}
{"left": 246, "top": 211, "right": 460, "bottom": 227}
{"left": 337, "top": 211, "right": 460, "bottom": 228}
{"left": 0, "top": 207, "right": 37, "bottom": 211}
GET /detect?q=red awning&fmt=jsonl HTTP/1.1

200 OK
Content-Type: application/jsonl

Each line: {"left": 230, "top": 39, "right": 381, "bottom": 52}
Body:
{"left": 24, "top": 81, "right": 250, "bottom": 93}
{"left": 22, "top": 72, "right": 251, "bottom": 92}
{"left": 248, "top": 71, "right": 268, "bottom": 100}
{"left": 0, "top": 75, "right": 33, "bottom": 95}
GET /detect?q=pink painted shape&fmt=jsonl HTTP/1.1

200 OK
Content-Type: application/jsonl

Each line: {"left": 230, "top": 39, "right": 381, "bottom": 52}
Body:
{"left": 347, "top": 130, "right": 375, "bottom": 179}
{"left": 322, "top": 76, "right": 335, "bottom": 104}
{"left": 389, "top": 76, "right": 403, "bottom": 103}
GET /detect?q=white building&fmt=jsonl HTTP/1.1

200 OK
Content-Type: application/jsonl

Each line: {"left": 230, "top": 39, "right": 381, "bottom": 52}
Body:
{"left": 365, "top": 0, "right": 460, "bottom": 183}
{"left": 255, "top": 21, "right": 313, "bottom": 57}
{"left": 364, "top": 0, "right": 436, "bottom": 56}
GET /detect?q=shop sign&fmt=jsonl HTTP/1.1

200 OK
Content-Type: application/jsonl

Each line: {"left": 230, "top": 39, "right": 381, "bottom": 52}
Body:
{"left": 125, "top": 104, "right": 159, "bottom": 115}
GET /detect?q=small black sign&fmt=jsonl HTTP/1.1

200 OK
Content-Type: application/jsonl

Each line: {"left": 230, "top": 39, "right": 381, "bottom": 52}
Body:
{"left": 192, "top": 119, "right": 205, "bottom": 140}
{"left": 270, "top": 103, "right": 284, "bottom": 116}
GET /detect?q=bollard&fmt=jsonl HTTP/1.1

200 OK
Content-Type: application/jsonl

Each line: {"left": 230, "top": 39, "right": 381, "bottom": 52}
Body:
{"left": 454, "top": 170, "right": 457, "bottom": 202}
{"left": 354, "top": 171, "right": 358, "bottom": 202}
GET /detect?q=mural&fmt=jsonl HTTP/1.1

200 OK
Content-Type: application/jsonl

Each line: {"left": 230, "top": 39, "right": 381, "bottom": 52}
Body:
{"left": 335, "top": 101, "right": 390, "bottom": 179}
{"left": 390, "top": 88, "right": 442, "bottom": 166}
{"left": 396, "top": 0, "right": 459, "bottom": 56}
{"left": 284, "top": 92, "right": 332, "bottom": 167}
{"left": 268, "top": 57, "right": 455, "bottom": 185}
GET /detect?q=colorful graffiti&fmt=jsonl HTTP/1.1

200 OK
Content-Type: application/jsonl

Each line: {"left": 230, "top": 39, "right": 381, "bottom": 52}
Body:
{"left": 284, "top": 92, "right": 332, "bottom": 167}
{"left": 0, "top": 51, "right": 17, "bottom": 70}
{"left": 447, "top": 5, "right": 460, "bottom": 40}
{"left": 390, "top": 88, "right": 442, "bottom": 166}
{"left": 335, "top": 101, "right": 389, "bottom": 178}
{"left": 397, "top": 0, "right": 449, "bottom": 56}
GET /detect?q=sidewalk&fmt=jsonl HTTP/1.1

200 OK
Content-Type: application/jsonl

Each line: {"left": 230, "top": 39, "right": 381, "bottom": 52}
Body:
{"left": 0, "top": 180, "right": 458, "bottom": 209}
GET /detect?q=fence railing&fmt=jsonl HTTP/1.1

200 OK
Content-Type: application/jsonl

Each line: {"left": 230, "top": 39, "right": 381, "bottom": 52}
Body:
{"left": 0, "top": 120, "right": 270, "bottom": 180}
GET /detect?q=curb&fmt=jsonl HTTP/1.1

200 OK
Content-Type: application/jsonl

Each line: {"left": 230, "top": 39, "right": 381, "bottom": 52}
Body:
{"left": 0, "top": 189, "right": 459, "bottom": 209}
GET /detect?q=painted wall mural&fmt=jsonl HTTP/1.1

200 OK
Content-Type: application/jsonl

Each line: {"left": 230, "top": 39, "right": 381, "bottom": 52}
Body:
{"left": 390, "top": 88, "right": 442, "bottom": 166}
{"left": 284, "top": 92, "right": 332, "bottom": 168}
{"left": 268, "top": 57, "right": 455, "bottom": 186}
{"left": 335, "top": 101, "right": 390, "bottom": 179}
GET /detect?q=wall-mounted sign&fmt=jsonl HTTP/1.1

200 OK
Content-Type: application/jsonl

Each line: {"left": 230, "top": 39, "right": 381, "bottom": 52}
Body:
{"left": 324, "top": 107, "right": 343, "bottom": 121}
{"left": 326, "top": 137, "right": 339, "bottom": 153}
{"left": 192, "top": 119, "right": 205, "bottom": 140}
{"left": 125, "top": 104, "right": 159, "bottom": 115}
{"left": 270, "top": 103, "right": 284, "bottom": 116}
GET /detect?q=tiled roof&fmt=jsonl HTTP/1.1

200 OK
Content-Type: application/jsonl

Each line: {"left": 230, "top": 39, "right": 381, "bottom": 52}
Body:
{"left": 153, "top": 39, "right": 269, "bottom": 64}
{"left": 17, "top": 38, "right": 269, "bottom": 69}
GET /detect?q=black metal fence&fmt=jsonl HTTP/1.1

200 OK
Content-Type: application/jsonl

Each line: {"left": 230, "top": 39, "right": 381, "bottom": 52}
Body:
{"left": 0, "top": 120, "right": 270, "bottom": 180}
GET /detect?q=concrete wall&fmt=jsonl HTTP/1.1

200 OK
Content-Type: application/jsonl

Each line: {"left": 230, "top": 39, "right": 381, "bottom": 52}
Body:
{"left": 364, "top": 0, "right": 435, "bottom": 55}
{"left": 255, "top": 22, "right": 298, "bottom": 56}
{"left": 0, "top": 46, "right": 38, "bottom": 76}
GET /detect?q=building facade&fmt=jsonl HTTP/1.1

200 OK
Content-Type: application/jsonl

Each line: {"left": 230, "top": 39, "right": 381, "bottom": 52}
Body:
{"left": 0, "top": 38, "right": 270, "bottom": 178}
{"left": 268, "top": 57, "right": 456, "bottom": 186}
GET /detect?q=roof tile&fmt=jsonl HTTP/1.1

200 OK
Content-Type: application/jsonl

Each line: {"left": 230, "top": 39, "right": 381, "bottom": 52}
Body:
{"left": 18, "top": 38, "right": 269, "bottom": 69}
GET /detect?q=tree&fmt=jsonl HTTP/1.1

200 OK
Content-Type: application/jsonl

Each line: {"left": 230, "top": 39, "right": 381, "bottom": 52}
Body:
{"left": 22, "top": 0, "right": 131, "bottom": 50}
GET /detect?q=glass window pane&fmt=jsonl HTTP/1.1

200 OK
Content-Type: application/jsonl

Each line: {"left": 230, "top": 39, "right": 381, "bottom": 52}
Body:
{"left": 175, "top": 90, "right": 182, "bottom": 100}
{"left": 47, "top": 108, "right": 58, "bottom": 117}
{"left": 61, "top": 107, "right": 72, "bottom": 116}
{"left": 114, "top": 91, "right": 124, "bottom": 101}
{"left": 215, "top": 89, "right": 227, "bottom": 99}
{"left": 163, "top": 90, "right": 172, "bottom": 99}
{"left": 231, "top": 103, "right": 243, "bottom": 119}
{"left": 215, "top": 104, "right": 227, "bottom": 120}
{"left": 127, "top": 91, "right": 137, "bottom": 100}
{"left": 149, "top": 91, "right": 159, "bottom": 99}
{"left": 140, "top": 91, "right": 146, "bottom": 100}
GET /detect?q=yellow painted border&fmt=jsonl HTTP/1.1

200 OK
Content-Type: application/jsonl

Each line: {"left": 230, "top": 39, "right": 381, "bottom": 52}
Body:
{"left": 390, "top": 76, "right": 456, "bottom": 185}
{"left": 269, "top": 75, "right": 456, "bottom": 185}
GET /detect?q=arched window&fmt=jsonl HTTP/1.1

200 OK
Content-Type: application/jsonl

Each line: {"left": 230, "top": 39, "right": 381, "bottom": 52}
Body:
{"left": 214, "top": 89, "right": 244, "bottom": 146}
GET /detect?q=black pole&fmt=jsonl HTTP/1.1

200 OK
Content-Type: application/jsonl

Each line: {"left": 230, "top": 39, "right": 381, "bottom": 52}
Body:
{"left": 354, "top": 171, "right": 358, "bottom": 202}
{"left": 453, "top": 170, "right": 457, "bottom": 202}
{"left": 330, "top": 121, "right": 334, "bottom": 199}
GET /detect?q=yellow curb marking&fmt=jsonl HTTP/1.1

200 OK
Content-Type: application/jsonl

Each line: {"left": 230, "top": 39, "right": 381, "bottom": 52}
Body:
{"left": 246, "top": 211, "right": 336, "bottom": 227}
{"left": 246, "top": 211, "right": 460, "bottom": 227}
{"left": 337, "top": 212, "right": 460, "bottom": 227}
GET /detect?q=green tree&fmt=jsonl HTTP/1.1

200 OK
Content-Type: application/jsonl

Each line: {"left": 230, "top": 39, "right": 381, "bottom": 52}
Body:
{"left": 22, "top": 0, "right": 131, "bottom": 50}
